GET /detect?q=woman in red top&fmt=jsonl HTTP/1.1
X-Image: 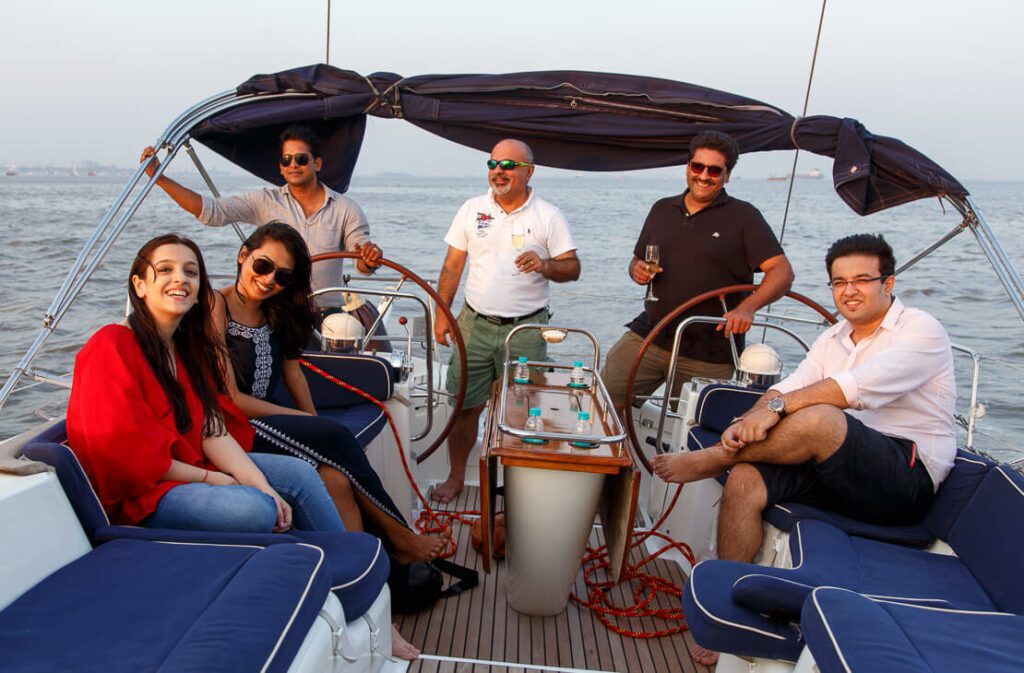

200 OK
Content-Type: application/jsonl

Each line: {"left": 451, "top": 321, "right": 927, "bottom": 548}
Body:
{"left": 66, "top": 234, "right": 345, "bottom": 533}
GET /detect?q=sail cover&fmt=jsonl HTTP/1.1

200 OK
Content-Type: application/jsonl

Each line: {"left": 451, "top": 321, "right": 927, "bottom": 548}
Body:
{"left": 191, "top": 64, "right": 967, "bottom": 216}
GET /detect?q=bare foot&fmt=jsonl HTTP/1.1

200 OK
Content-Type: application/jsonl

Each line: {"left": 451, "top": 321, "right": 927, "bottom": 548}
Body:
{"left": 690, "top": 644, "right": 719, "bottom": 667}
{"left": 651, "top": 449, "right": 724, "bottom": 484}
{"left": 394, "top": 532, "right": 447, "bottom": 564}
{"left": 430, "top": 476, "right": 463, "bottom": 504}
{"left": 392, "top": 624, "right": 420, "bottom": 660}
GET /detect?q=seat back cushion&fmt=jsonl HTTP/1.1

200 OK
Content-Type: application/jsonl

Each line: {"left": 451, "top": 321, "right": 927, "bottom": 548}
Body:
{"left": 947, "top": 467, "right": 1024, "bottom": 613}
{"left": 920, "top": 448, "right": 997, "bottom": 540}
{"left": 694, "top": 384, "right": 761, "bottom": 434}
{"left": 0, "top": 539, "right": 329, "bottom": 673}
{"left": 280, "top": 353, "right": 395, "bottom": 409}
{"left": 23, "top": 438, "right": 109, "bottom": 540}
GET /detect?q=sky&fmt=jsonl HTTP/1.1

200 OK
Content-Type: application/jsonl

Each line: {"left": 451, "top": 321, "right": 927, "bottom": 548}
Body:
{"left": 1, "top": 0, "right": 1021, "bottom": 183}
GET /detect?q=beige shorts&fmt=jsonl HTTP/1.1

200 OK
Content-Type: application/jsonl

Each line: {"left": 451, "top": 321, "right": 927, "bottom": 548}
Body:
{"left": 600, "top": 330, "right": 735, "bottom": 407}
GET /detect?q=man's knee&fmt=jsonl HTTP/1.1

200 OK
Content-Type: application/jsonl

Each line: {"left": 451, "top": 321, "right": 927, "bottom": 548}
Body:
{"left": 787, "top": 404, "right": 848, "bottom": 452}
{"left": 723, "top": 463, "right": 768, "bottom": 510}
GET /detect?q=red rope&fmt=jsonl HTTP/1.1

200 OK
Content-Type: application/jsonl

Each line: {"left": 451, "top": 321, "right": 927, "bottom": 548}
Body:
{"left": 300, "top": 358, "right": 695, "bottom": 638}
{"left": 299, "top": 358, "right": 474, "bottom": 559}
{"left": 570, "top": 483, "right": 696, "bottom": 638}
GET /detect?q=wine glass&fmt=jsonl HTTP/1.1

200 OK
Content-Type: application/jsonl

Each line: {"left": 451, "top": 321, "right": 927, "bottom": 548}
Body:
{"left": 644, "top": 244, "right": 661, "bottom": 302}
{"left": 511, "top": 226, "right": 526, "bottom": 275}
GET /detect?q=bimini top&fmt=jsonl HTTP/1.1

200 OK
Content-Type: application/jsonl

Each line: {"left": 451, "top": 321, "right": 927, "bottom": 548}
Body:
{"left": 190, "top": 64, "right": 967, "bottom": 216}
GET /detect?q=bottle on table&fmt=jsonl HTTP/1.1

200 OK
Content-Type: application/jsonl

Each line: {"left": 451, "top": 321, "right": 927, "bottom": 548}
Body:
{"left": 514, "top": 356, "right": 530, "bottom": 384}
{"left": 574, "top": 411, "right": 591, "bottom": 435}
{"left": 569, "top": 360, "right": 587, "bottom": 388}
{"left": 524, "top": 407, "right": 545, "bottom": 444}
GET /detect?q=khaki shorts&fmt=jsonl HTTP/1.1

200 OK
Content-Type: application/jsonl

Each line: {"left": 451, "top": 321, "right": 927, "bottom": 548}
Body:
{"left": 601, "top": 330, "right": 734, "bottom": 407}
{"left": 446, "top": 306, "right": 549, "bottom": 409}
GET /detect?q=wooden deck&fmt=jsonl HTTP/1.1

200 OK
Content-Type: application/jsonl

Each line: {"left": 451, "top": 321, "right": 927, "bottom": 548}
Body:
{"left": 398, "top": 487, "right": 712, "bottom": 673}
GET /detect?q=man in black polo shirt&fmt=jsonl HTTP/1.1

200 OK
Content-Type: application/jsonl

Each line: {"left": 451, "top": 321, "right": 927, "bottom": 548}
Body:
{"left": 602, "top": 131, "right": 794, "bottom": 409}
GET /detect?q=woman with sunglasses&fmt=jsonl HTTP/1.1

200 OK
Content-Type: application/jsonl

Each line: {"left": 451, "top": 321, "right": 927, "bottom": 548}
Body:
{"left": 66, "top": 233, "right": 346, "bottom": 536}
{"left": 214, "top": 222, "right": 445, "bottom": 568}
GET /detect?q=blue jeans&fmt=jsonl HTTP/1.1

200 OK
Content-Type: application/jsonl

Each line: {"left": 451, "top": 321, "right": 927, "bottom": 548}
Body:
{"left": 145, "top": 453, "right": 345, "bottom": 533}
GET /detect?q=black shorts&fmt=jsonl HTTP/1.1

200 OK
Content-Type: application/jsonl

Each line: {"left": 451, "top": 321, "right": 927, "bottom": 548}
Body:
{"left": 754, "top": 414, "right": 935, "bottom": 526}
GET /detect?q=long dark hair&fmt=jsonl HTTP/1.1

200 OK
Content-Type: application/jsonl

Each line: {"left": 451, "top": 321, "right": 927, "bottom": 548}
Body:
{"left": 128, "top": 234, "right": 228, "bottom": 437}
{"left": 236, "top": 222, "right": 315, "bottom": 358}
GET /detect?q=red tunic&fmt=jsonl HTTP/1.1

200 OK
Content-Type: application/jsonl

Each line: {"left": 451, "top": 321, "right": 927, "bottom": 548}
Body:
{"left": 66, "top": 324, "right": 254, "bottom": 525}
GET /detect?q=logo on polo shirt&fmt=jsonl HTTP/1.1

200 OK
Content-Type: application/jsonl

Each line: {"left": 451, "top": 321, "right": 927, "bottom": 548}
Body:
{"left": 475, "top": 212, "right": 494, "bottom": 237}
{"left": 712, "top": 232, "right": 720, "bottom": 238}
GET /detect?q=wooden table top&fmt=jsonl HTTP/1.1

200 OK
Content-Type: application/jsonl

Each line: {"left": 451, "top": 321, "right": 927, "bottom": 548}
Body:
{"left": 485, "top": 369, "right": 633, "bottom": 473}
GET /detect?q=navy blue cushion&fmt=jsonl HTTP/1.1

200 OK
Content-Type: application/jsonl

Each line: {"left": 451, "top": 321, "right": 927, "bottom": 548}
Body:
{"left": 291, "top": 352, "right": 396, "bottom": 408}
{"left": 693, "top": 384, "right": 761, "bottom": 433}
{"left": 23, "top": 440, "right": 108, "bottom": 540}
{"left": 0, "top": 538, "right": 328, "bottom": 673}
{"left": 290, "top": 530, "right": 389, "bottom": 620}
{"left": 763, "top": 502, "right": 933, "bottom": 547}
{"left": 319, "top": 402, "right": 387, "bottom": 448}
{"left": 803, "top": 587, "right": 1024, "bottom": 673}
{"left": 947, "top": 467, "right": 1024, "bottom": 614}
{"left": 683, "top": 560, "right": 804, "bottom": 663}
{"left": 686, "top": 425, "right": 721, "bottom": 451}
{"left": 921, "top": 449, "right": 998, "bottom": 539}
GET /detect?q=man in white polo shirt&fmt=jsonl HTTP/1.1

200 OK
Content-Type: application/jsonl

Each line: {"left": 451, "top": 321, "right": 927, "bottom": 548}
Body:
{"left": 654, "top": 232, "right": 956, "bottom": 667}
{"left": 432, "top": 139, "right": 581, "bottom": 503}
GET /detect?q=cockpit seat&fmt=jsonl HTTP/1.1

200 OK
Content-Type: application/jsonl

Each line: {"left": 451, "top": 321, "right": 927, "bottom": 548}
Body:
{"left": 802, "top": 586, "right": 1024, "bottom": 673}
{"left": 274, "top": 352, "right": 397, "bottom": 449}
{"left": 764, "top": 448, "right": 997, "bottom": 547}
{"left": 23, "top": 424, "right": 389, "bottom": 622}
{"left": 0, "top": 537, "right": 328, "bottom": 673}
{"left": 682, "top": 464, "right": 1024, "bottom": 662}
{"left": 685, "top": 383, "right": 762, "bottom": 452}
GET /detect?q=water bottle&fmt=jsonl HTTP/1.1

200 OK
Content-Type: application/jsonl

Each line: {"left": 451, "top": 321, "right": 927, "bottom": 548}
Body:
{"left": 523, "top": 407, "right": 545, "bottom": 443}
{"left": 570, "top": 411, "right": 598, "bottom": 448}
{"left": 514, "top": 356, "right": 530, "bottom": 384}
{"left": 569, "top": 360, "right": 587, "bottom": 388}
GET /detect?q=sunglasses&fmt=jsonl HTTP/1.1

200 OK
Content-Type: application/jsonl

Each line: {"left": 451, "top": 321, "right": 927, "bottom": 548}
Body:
{"left": 251, "top": 256, "right": 294, "bottom": 287}
{"left": 688, "top": 161, "right": 727, "bottom": 178}
{"left": 279, "top": 153, "right": 312, "bottom": 167}
{"left": 487, "top": 159, "right": 533, "bottom": 171}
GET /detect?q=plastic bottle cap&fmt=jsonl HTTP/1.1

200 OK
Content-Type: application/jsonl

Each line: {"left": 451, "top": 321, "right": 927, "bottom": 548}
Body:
{"left": 574, "top": 361, "right": 583, "bottom": 367}
{"left": 529, "top": 407, "right": 541, "bottom": 416}
{"left": 578, "top": 411, "right": 590, "bottom": 420}
{"left": 518, "top": 356, "right": 528, "bottom": 363}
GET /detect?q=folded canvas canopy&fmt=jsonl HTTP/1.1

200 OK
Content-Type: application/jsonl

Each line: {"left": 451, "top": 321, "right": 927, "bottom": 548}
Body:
{"left": 190, "top": 64, "right": 967, "bottom": 217}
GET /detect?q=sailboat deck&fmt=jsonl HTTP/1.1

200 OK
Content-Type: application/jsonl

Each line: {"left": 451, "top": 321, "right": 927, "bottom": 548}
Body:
{"left": 398, "top": 487, "right": 711, "bottom": 673}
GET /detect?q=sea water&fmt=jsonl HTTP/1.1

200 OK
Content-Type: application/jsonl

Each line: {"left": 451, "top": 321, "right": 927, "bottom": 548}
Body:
{"left": 1, "top": 173, "right": 1022, "bottom": 462}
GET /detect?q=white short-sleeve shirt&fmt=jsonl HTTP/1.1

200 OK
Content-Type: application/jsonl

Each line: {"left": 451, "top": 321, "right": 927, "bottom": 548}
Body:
{"left": 444, "top": 189, "right": 576, "bottom": 317}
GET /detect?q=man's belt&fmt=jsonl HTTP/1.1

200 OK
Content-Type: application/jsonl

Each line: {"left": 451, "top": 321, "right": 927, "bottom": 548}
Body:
{"left": 467, "top": 304, "right": 546, "bottom": 326}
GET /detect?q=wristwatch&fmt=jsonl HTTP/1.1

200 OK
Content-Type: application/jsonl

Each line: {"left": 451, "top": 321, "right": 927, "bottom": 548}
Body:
{"left": 767, "top": 396, "right": 787, "bottom": 419}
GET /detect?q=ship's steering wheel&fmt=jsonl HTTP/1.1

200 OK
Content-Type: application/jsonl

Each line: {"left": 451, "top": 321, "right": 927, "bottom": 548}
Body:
{"left": 310, "top": 251, "right": 466, "bottom": 464}
{"left": 623, "top": 284, "right": 836, "bottom": 474}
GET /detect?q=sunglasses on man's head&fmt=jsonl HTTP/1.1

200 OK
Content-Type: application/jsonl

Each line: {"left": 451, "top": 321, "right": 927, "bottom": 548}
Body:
{"left": 487, "top": 159, "right": 533, "bottom": 171}
{"left": 280, "top": 153, "right": 312, "bottom": 167}
{"left": 688, "top": 161, "right": 726, "bottom": 178}
{"left": 251, "top": 256, "right": 294, "bottom": 287}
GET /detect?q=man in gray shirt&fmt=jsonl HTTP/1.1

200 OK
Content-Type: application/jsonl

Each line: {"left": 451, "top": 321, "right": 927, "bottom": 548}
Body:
{"left": 141, "top": 125, "right": 383, "bottom": 307}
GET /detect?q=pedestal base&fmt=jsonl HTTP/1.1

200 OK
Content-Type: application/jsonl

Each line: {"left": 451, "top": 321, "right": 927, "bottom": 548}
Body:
{"left": 504, "top": 465, "right": 605, "bottom": 616}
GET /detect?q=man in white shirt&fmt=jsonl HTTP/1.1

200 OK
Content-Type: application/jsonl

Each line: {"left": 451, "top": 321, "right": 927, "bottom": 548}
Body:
{"left": 655, "top": 233, "right": 956, "bottom": 666}
{"left": 432, "top": 139, "right": 581, "bottom": 502}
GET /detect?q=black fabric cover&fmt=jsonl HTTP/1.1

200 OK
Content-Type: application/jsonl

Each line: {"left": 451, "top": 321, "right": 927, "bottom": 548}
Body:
{"left": 190, "top": 64, "right": 968, "bottom": 215}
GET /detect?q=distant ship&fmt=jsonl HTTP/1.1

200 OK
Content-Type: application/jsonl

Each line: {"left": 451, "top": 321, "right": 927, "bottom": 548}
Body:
{"left": 4, "top": 165, "right": 15, "bottom": 176}
{"left": 70, "top": 165, "right": 78, "bottom": 177}
{"left": 767, "top": 168, "right": 823, "bottom": 181}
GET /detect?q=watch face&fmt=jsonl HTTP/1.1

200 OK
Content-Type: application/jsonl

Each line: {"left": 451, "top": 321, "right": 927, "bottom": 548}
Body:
{"left": 769, "top": 397, "right": 784, "bottom": 413}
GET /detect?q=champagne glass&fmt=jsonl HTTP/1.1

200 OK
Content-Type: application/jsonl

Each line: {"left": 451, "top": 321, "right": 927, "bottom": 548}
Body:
{"left": 644, "top": 244, "right": 661, "bottom": 302}
{"left": 511, "top": 226, "right": 526, "bottom": 275}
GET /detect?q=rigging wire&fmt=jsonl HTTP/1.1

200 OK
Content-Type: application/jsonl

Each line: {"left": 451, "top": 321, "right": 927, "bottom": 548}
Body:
{"left": 325, "top": 0, "right": 332, "bottom": 65}
{"left": 777, "top": 0, "right": 828, "bottom": 246}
